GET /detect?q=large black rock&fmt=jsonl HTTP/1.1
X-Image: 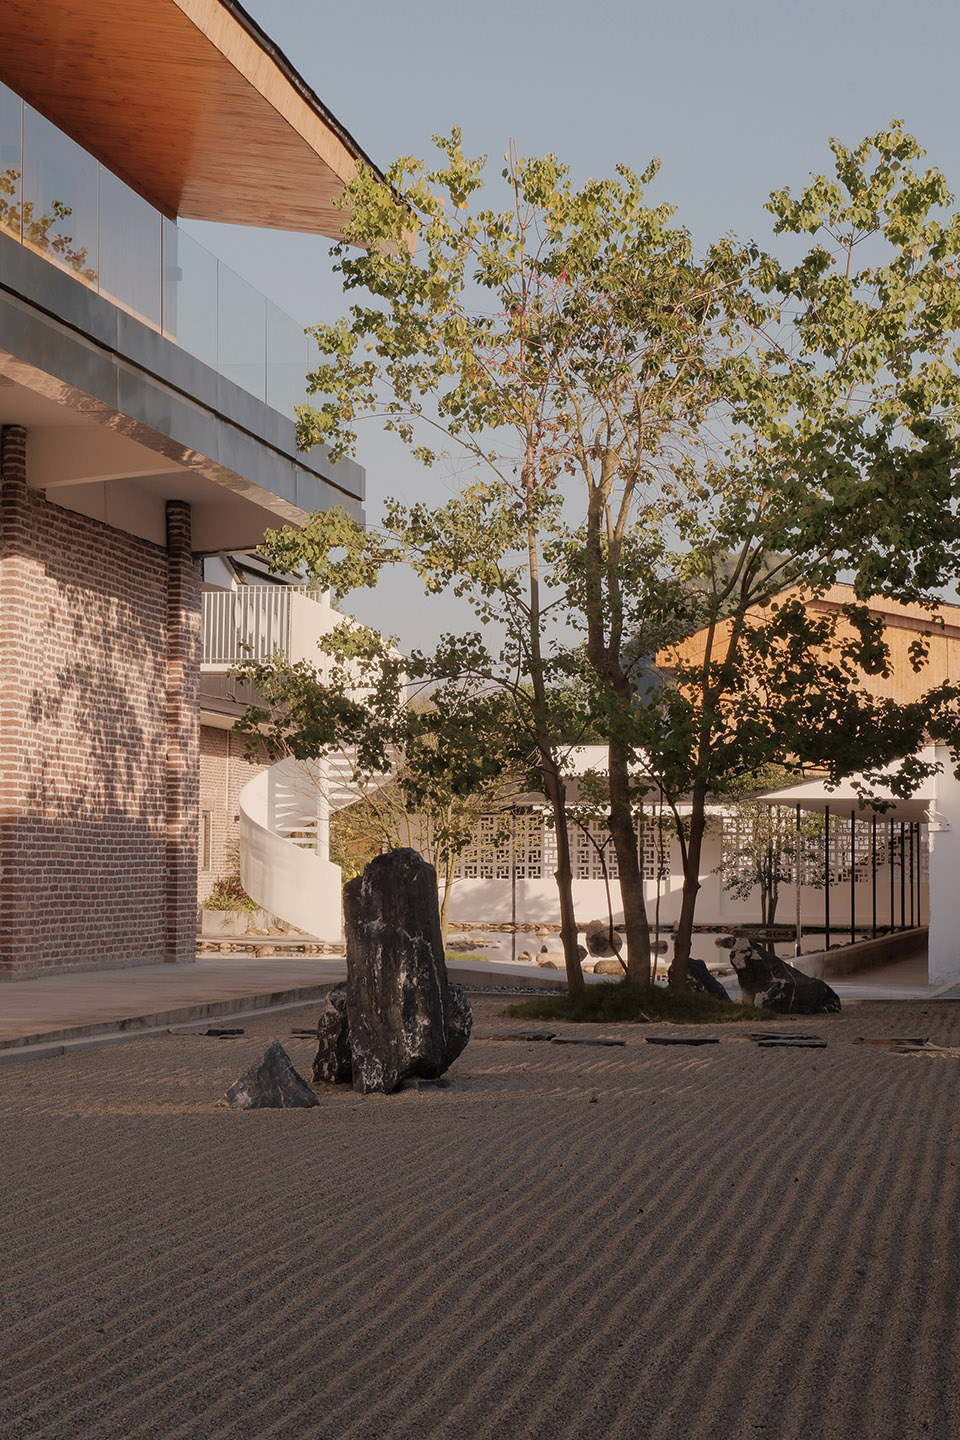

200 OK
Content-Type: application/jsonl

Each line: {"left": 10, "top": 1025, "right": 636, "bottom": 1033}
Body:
{"left": 722, "top": 936, "right": 841, "bottom": 1015}
{"left": 312, "top": 985, "right": 352, "bottom": 1085}
{"left": 332, "top": 849, "right": 472, "bottom": 1094}
{"left": 226, "top": 1041, "right": 319, "bottom": 1109}
{"left": 445, "top": 983, "right": 473, "bottom": 1066}
{"left": 686, "top": 957, "right": 732, "bottom": 1003}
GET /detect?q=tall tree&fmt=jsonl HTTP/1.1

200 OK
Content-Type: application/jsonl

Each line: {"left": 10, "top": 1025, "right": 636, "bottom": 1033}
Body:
{"left": 279, "top": 133, "right": 772, "bottom": 988}
{"left": 251, "top": 122, "right": 960, "bottom": 991}
{"left": 616, "top": 122, "right": 960, "bottom": 987}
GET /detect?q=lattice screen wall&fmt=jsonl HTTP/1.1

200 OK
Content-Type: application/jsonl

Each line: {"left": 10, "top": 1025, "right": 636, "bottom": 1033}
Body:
{"left": 455, "top": 812, "right": 557, "bottom": 880}
{"left": 813, "top": 816, "right": 928, "bottom": 884}
{"left": 454, "top": 811, "right": 673, "bottom": 882}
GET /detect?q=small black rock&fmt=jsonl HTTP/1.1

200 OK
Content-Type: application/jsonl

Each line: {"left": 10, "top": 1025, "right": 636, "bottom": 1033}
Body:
{"left": 226, "top": 1041, "right": 319, "bottom": 1109}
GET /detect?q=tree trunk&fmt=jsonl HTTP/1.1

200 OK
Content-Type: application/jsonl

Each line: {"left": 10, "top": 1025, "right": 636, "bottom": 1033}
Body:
{"left": 438, "top": 851, "right": 456, "bottom": 948}
{"left": 668, "top": 789, "right": 707, "bottom": 990}
{"left": 538, "top": 758, "right": 583, "bottom": 993}
{"left": 607, "top": 737, "right": 652, "bottom": 985}
{"left": 553, "top": 807, "right": 582, "bottom": 993}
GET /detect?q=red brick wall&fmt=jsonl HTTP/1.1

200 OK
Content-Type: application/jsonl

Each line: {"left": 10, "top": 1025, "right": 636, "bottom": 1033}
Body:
{"left": 0, "top": 425, "right": 201, "bottom": 979}
{"left": 164, "top": 499, "right": 201, "bottom": 961}
{"left": 197, "top": 726, "right": 269, "bottom": 906}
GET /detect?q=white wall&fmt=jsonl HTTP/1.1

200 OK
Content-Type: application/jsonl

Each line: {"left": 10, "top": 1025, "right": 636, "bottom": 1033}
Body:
{"left": 288, "top": 589, "right": 336, "bottom": 669}
{"left": 927, "top": 745, "right": 960, "bottom": 983}
{"left": 447, "top": 824, "right": 928, "bottom": 935}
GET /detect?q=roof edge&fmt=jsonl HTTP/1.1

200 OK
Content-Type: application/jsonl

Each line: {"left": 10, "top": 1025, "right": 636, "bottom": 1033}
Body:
{"left": 218, "top": 0, "right": 387, "bottom": 188}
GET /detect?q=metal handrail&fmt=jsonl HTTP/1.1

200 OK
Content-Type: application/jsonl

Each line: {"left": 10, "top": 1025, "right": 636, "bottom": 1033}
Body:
{"left": 202, "top": 587, "right": 294, "bottom": 666}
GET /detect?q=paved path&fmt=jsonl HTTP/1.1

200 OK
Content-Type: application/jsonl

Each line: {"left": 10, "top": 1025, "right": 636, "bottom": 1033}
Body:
{"left": 0, "top": 956, "right": 348, "bottom": 1049}
{"left": 0, "top": 956, "right": 571, "bottom": 1054}
{"left": 1, "top": 949, "right": 952, "bottom": 1057}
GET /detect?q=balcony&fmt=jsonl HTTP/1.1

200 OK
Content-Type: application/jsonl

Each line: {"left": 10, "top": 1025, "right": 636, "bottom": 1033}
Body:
{"left": 0, "top": 82, "right": 313, "bottom": 421}
{"left": 201, "top": 587, "right": 336, "bottom": 673}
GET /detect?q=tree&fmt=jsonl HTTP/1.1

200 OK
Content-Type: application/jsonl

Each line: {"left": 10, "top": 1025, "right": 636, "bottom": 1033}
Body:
{"left": 712, "top": 768, "right": 826, "bottom": 930}
{"left": 251, "top": 121, "right": 960, "bottom": 993}
{"left": 635, "top": 122, "right": 960, "bottom": 986}
{"left": 235, "top": 629, "right": 522, "bottom": 944}
{"left": 269, "top": 132, "right": 781, "bottom": 991}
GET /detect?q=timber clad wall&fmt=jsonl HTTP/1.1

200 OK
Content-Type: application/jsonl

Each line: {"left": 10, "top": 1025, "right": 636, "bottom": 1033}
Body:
{"left": 0, "top": 425, "right": 201, "bottom": 979}
{"left": 197, "top": 726, "right": 269, "bottom": 906}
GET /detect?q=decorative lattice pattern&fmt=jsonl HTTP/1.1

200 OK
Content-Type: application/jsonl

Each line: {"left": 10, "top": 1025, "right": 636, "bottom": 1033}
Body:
{"left": 455, "top": 811, "right": 674, "bottom": 882}
{"left": 638, "top": 815, "right": 672, "bottom": 881}
{"left": 572, "top": 819, "right": 620, "bottom": 881}
{"left": 455, "top": 812, "right": 553, "bottom": 880}
{"left": 721, "top": 811, "right": 811, "bottom": 887}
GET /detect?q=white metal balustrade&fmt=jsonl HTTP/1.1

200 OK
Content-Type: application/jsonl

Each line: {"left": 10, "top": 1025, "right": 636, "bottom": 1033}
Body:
{"left": 201, "top": 586, "right": 336, "bottom": 671}
{"left": 202, "top": 587, "right": 293, "bottom": 667}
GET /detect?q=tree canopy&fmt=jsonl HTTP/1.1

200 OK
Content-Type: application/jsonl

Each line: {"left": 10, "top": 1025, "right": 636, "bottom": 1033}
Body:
{"left": 244, "top": 122, "right": 960, "bottom": 989}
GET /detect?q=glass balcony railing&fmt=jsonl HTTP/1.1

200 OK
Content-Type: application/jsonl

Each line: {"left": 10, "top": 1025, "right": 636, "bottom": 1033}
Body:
{"left": 0, "top": 81, "right": 312, "bottom": 420}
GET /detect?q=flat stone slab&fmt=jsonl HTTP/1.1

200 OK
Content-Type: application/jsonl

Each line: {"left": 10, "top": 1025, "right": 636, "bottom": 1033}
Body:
{"left": 645, "top": 1036, "right": 720, "bottom": 1046}
{"left": 206, "top": 1027, "right": 245, "bottom": 1037}
{"left": 551, "top": 1037, "right": 627, "bottom": 1047}
{"left": 748, "top": 1032, "right": 823, "bottom": 1042}
{"left": 756, "top": 1038, "right": 828, "bottom": 1049}
{"left": 856, "top": 1036, "right": 929, "bottom": 1046}
{"left": 474, "top": 1031, "right": 556, "bottom": 1042}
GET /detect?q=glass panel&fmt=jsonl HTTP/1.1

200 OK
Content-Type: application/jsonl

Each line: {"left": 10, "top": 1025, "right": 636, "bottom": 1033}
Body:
{"left": 21, "top": 105, "right": 98, "bottom": 284}
{"left": 162, "top": 219, "right": 218, "bottom": 369}
{"left": 98, "top": 167, "right": 161, "bottom": 328}
{"left": 218, "top": 264, "right": 266, "bottom": 401}
{"left": 0, "top": 82, "right": 22, "bottom": 242}
{"left": 4, "top": 90, "right": 309, "bottom": 411}
{"left": 266, "top": 301, "right": 307, "bottom": 419}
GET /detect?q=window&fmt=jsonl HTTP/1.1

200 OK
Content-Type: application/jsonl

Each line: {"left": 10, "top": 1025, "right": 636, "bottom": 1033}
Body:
{"left": 200, "top": 811, "right": 213, "bottom": 871}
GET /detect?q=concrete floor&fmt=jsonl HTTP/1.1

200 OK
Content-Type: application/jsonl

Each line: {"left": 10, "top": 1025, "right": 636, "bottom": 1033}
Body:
{"left": 0, "top": 946, "right": 949, "bottom": 1054}
{"left": 0, "top": 956, "right": 347, "bottom": 1047}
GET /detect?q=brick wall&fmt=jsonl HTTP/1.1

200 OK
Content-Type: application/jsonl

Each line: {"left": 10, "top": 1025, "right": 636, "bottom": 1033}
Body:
{"left": 197, "top": 726, "right": 270, "bottom": 906}
{"left": 0, "top": 425, "right": 201, "bottom": 979}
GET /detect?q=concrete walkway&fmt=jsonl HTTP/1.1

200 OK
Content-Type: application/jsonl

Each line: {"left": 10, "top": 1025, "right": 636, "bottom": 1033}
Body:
{"left": 0, "top": 955, "right": 348, "bottom": 1051}
{"left": 0, "top": 955, "right": 573, "bottom": 1057}
{"left": 1, "top": 948, "right": 953, "bottom": 1063}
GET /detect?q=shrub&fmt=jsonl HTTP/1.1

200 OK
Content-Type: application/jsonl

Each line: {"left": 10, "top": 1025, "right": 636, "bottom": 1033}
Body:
{"left": 505, "top": 979, "right": 774, "bottom": 1025}
{"left": 203, "top": 874, "right": 258, "bottom": 913}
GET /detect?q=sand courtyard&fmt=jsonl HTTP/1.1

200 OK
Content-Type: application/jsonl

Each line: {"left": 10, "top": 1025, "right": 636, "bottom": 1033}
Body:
{"left": 2, "top": 996, "right": 959, "bottom": 1440}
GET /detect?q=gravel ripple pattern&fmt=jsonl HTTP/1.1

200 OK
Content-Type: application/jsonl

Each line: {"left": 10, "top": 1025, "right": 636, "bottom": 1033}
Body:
{"left": 1, "top": 999, "right": 959, "bottom": 1440}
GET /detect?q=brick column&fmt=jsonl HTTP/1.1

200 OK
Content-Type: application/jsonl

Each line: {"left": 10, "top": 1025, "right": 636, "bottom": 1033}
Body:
{"left": 0, "top": 426, "right": 30, "bottom": 977}
{"left": 165, "top": 499, "right": 201, "bottom": 963}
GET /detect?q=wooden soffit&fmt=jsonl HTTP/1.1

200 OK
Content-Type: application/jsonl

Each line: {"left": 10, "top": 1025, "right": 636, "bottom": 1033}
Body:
{"left": 0, "top": 0, "right": 382, "bottom": 236}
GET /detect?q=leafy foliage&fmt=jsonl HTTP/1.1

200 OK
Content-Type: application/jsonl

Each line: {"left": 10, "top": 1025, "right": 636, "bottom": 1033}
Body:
{"left": 248, "top": 122, "right": 960, "bottom": 992}
{"left": 1, "top": 168, "right": 97, "bottom": 280}
{"left": 203, "top": 873, "right": 258, "bottom": 914}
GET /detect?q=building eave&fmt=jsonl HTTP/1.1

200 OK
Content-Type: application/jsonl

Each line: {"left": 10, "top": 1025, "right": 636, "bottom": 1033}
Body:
{"left": 0, "top": 0, "right": 385, "bottom": 237}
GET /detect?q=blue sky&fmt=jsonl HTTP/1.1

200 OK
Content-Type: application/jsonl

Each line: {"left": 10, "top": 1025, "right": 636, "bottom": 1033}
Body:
{"left": 184, "top": 0, "right": 960, "bottom": 647}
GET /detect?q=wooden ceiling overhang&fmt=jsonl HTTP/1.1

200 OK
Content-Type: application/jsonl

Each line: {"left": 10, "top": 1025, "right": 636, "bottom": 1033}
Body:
{"left": 0, "top": 0, "right": 384, "bottom": 238}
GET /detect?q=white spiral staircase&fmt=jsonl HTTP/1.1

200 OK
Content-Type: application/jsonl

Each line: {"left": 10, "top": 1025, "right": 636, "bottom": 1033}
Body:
{"left": 200, "top": 582, "right": 393, "bottom": 941}
{"left": 237, "top": 750, "right": 375, "bottom": 941}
